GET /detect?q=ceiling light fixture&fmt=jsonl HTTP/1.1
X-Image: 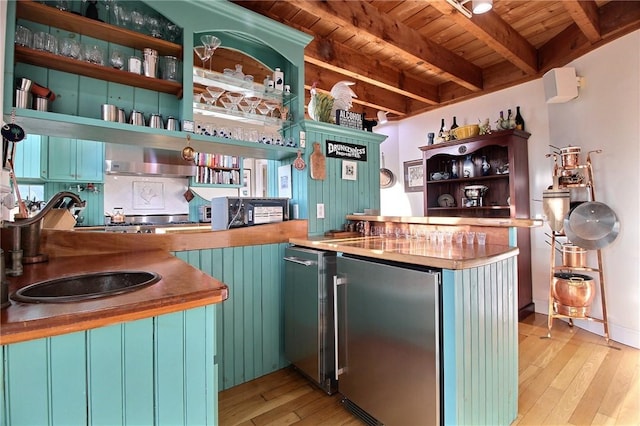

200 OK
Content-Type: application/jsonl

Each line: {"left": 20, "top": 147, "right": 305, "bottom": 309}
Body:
{"left": 445, "top": 0, "right": 492, "bottom": 18}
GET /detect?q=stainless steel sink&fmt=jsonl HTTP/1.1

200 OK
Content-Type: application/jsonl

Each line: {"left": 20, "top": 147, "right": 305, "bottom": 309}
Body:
{"left": 12, "top": 271, "right": 162, "bottom": 303}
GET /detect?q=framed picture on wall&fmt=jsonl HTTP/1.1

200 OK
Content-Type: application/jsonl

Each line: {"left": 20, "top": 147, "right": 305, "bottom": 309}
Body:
{"left": 342, "top": 160, "right": 357, "bottom": 180}
{"left": 403, "top": 159, "right": 424, "bottom": 192}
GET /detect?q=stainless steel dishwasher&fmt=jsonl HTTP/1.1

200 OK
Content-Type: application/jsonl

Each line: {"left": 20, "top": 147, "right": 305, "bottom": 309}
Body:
{"left": 283, "top": 245, "right": 337, "bottom": 394}
{"left": 336, "top": 254, "right": 441, "bottom": 426}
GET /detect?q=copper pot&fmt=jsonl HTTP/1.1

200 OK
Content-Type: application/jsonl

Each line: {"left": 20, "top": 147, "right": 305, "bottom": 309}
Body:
{"left": 560, "top": 146, "right": 581, "bottom": 168}
{"left": 561, "top": 244, "right": 586, "bottom": 267}
{"left": 552, "top": 272, "right": 595, "bottom": 316}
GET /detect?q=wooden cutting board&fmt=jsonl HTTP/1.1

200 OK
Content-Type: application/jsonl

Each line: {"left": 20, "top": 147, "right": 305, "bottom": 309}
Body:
{"left": 310, "top": 142, "right": 326, "bottom": 180}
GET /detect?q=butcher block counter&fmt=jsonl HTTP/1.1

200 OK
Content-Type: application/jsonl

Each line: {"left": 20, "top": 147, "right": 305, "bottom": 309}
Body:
{"left": 289, "top": 235, "right": 519, "bottom": 269}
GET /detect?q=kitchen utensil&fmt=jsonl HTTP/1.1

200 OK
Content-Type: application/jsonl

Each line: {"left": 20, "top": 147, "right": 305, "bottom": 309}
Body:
{"left": 129, "top": 110, "right": 145, "bottom": 126}
{"left": 380, "top": 152, "right": 395, "bottom": 188}
{"left": 552, "top": 272, "right": 595, "bottom": 317}
{"left": 143, "top": 48, "right": 158, "bottom": 77}
{"left": 181, "top": 135, "right": 195, "bottom": 162}
{"left": 560, "top": 146, "right": 581, "bottom": 168}
{"left": 33, "top": 96, "right": 49, "bottom": 112}
{"left": 101, "top": 104, "right": 118, "bottom": 121}
{"left": 149, "top": 113, "right": 163, "bottom": 129}
{"left": 293, "top": 150, "right": 306, "bottom": 171}
{"left": 561, "top": 244, "right": 587, "bottom": 267}
{"left": 30, "top": 82, "right": 56, "bottom": 101}
{"left": 452, "top": 124, "right": 480, "bottom": 140}
{"left": 437, "top": 193, "right": 455, "bottom": 207}
{"left": 117, "top": 108, "right": 126, "bottom": 123}
{"left": 166, "top": 116, "right": 179, "bottom": 131}
{"left": 15, "top": 89, "right": 29, "bottom": 109}
{"left": 310, "top": 142, "right": 326, "bottom": 180}
{"left": 105, "top": 208, "right": 126, "bottom": 224}
{"left": 542, "top": 188, "right": 570, "bottom": 232}
{"left": 563, "top": 201, "right": 619, "bottom": 250}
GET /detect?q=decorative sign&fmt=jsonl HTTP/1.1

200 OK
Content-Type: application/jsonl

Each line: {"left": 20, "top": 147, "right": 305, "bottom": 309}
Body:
{"left": 335, "top": 109, "right": 364, "bottom": 130}
{"left": 326, "top": 140, "right": 368, "bottom": 161}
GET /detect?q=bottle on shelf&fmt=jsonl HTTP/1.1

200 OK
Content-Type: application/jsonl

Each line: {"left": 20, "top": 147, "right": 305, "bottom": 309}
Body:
{"left": 507, "top": 109, "right": 516, "bottom": 129}
{"left": 450, "top": 116, "right": 459, "bottom": 140}
{"left": 263, "top": 75, "right": 274, "bottom": 93}
{"left": 515, "top": 106, "right": 525, "bottom": 131}
{"left": 438, "top": 119, "right": 445, "bottom": 138}
{"left": 273, "top": 68, "right": 284, "bottom": 91}
{"left": 463, "top": 154, "right": 474, "bottom": 178}
{"left": 497, "top": 111, "right": 505, "bottom": 129}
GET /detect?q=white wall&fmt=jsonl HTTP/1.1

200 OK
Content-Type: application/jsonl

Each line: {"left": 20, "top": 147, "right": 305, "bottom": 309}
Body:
{"left": 380, "top": 31, "right": 640, "bottom": 348}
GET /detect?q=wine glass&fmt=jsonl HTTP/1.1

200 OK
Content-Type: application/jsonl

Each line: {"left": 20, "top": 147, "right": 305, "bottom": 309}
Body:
{"left": 200, "top": 35, "right": 221, "bottom": 70}
{"left": 263, "top": 100, "right": 279, "bottom": 117}
{"left": 193, "top": 45, "right": 211, "bottom": 70}
{"left": 205, "top": 86, "right": 226, "bottom": 106}
{"left": 224, "top": 92, "right": 244, "bottom": 111}
{"left": 244, "top": 96, "right": 262, "bottom": 114}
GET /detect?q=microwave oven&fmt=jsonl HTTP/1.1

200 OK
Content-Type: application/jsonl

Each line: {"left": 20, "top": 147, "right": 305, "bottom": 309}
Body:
{"left": 210, "top": 197, "right": 289, "bottom": 230}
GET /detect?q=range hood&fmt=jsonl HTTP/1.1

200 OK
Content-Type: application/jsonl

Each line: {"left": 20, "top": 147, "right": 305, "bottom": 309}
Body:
{"left": 105, "top": 146, "right": 196, "bottom": 177}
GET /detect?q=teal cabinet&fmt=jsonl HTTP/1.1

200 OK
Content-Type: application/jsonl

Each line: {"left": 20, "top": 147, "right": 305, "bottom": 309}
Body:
{"left": 1, "top": 306, "right": 218, "bottom": 425}
{"left": 13, "top": 134, "right": 47, "bottom": 181}
{"left": 47, "top": 137, "right": 104, "bottom": 182}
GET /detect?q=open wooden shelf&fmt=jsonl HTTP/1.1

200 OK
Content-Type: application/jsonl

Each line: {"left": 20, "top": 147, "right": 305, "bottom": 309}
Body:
{"left": 15, "top": 46, "right": 183, "bottom": 98}
{"left": 16, "top": 0, "right": 182, "bottom": 57}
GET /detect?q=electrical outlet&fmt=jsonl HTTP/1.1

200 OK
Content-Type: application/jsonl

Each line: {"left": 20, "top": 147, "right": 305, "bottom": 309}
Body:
{"left": 299, "top": 130, "right": 306, "bottom": 148}
{"left": 316, "top": 203, "right": 325, "bottom": 219}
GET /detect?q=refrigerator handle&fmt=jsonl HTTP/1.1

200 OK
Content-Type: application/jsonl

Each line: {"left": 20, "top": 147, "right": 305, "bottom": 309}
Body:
{"left": 334, "top": 275, "right": 346, "bottom": 380}
{"left": 283, "top": 256, "right": 316, "bottom": 266}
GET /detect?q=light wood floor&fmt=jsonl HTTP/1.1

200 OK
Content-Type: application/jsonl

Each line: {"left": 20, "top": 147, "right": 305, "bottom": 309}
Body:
{"left": 219, "top": 313, "right": 640, "bottom": 425}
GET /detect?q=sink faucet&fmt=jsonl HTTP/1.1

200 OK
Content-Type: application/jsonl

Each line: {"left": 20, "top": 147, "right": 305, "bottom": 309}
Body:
{"left": 3, "top": 191, "right": 86, "bottom": 277}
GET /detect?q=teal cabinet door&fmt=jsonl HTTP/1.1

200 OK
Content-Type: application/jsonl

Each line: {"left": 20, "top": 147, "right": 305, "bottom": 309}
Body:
{"left": 76, "top": 140, "right": 105, "bottom": 182}
{"left": 47, "top": 138, "right": 104, "bottom": 183}
{"left": 13, "top": 134, "right": 46, "bottom": 181}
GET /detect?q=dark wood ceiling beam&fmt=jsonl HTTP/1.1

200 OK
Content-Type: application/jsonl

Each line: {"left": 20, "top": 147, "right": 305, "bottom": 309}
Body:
{"left": 539, "top": 1, "right": 640, "bottom": 72}
{"left": 305, "top": 38, "right": 440, "bottom": 105}
{"left": 429, "top": 2, "right": 538, "bottom": 75}
{"left": 563, "top": 0, "right": 601, "bottom": 43}
{"left": 286, "top": 0, "right": 484, "bottom": 91}
{"left": 304, "top": 63, "right": 414, "bottom": 117}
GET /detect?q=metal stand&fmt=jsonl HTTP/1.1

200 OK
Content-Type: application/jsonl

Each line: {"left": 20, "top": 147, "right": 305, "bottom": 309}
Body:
{"left": 547, "top": 150, "right": 609, "bottom": 342}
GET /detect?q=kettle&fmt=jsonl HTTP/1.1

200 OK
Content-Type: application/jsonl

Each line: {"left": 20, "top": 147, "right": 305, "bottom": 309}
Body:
{"left": 105, "top": 208, "right": 126, "bottom": 224}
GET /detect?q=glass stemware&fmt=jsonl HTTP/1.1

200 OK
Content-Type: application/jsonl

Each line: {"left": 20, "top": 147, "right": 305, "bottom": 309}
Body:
{"left": 205, "top": 86, "right": 225, "bottom": 106}
{"left": 193, "top": 45, "right": 211, "bottom": 69}
{"left": 224, "top": 92, "right": 244, "bottom": 111}
{"left": 200, "top": 35, "right": 221, "bottom": 70}
{"left": 263, "top": 100, "right": 279, "bottom": 117}
{"left": 244, "top": 96, "right": 262, "bottom": 115}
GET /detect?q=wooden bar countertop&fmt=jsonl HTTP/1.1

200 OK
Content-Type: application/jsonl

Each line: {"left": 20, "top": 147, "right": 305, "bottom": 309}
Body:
{"left": 288, "top": 236, "right": 519, "bottom": 270}
{"left": 1, "top": 221, "right": 308, "bottom": 345}
{"left": 0, "top": 250, "right": 229, "bottom": 345}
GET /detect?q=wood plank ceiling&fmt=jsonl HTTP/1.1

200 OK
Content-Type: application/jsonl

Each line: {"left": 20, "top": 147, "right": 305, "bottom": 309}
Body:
{"left": 232, "top": 0, "right": 640, "bottom": 121}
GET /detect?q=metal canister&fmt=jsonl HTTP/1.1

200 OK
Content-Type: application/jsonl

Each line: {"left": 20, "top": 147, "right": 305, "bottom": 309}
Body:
{"left": 101, "top": 104, "right": 118, "bottom": 121}
{"left": 143, "top": 48, "right": 158, "bottom": 78}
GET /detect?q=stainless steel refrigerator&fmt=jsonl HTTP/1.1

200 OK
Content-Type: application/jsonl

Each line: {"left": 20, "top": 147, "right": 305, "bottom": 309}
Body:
{"left": 283, "top": 246, "right": 337, "bottom": 394}
{"left": 336, "top": 255, "right": 441, "bottom": 425}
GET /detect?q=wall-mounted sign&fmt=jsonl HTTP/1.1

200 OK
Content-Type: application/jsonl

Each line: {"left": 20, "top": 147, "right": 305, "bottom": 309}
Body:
{"left": 335, "top": 109, "right": 364, "bottom": 130}
{"left": 326, "top": 140, "right": 368, "bottom": 161}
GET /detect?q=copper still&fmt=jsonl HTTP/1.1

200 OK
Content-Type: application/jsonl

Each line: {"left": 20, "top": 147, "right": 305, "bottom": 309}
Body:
{"left": 552, "top": 272, "right": 595, "bottom": 317}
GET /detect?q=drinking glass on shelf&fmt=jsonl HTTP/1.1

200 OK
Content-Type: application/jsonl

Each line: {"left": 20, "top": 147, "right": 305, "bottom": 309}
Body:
{"left": 193, "top": 45, "right": 211, "bottom": 69}
{"left": 44, "top": 33, "right": 59, "bottom": 55}
{"left": 225, "top": 92, "right": 244, "bottom": 111}
{"left": 15, "top": 25, "right": 33, "bottom": 48}
{"left": 244, "top": 96, "right": 261, "bottom": 114}
{"left": 205, "top": 86, "right": 225, "bottom": 106}
{"left": 60, "top": 37, "right": 81, "bottom": 59}
{"left": 145, "top": 15, "right": 162, "bottom": 38}
{"left": 83, "top": 44, "right": 105, "bottom": 65}
{"left": 131, "top": 9, "right": 146, "bottom": 31}
{"left": 110, "top": 50, "right": 125, "bottom": 69}
{"left": 33, "top": 31, "right": 47, "bottom": 51}
{"left": 200, "top": 35, "right": 221, "bottom": 70}
{"left": 477, "top": 232, "right": 487, "bottom": 245}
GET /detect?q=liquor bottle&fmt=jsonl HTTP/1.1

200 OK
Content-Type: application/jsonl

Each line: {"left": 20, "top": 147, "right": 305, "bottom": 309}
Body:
{"left": 450, "top": 116, "right": 459, "bottom": 139}
{"left": 438, "top": 118, "right": 445, "bottom": 138}
{"left": 498, "top": 111, "right": 505, "bottom": 129}
{"left": 507, "top": 109, "right": 516, "bottom": 129}
{"left": 515, "top": 106, "right": 525, "bottom": 131}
